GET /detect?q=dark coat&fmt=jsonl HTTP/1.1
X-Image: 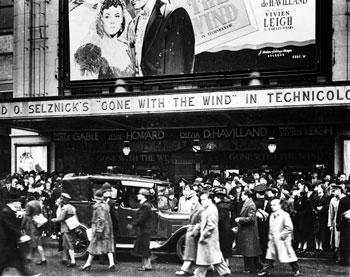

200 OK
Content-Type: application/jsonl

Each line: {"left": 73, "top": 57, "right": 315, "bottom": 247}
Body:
{"left": 107, "top": 198, "right": 119, "bottom": 239}
{"left": 294, "top": 194, "right": 314, "bottom": 242}
{"left": 0, "top": 204, "right": 27, "bottom": 271}
{"left": 0, "top": 185, "right": 8, "bottom": 205}
{"left": 216, "top": 200, "right": 234, "bottom": 258}
{"left": 255, "top": 197, "right": 272, "bottom": 258}
{"left": 336, "top": 194, "right": 350, "bottom": 258}
{"left": 183, "top": 202, "right": 203, "bottom": 261}
{"left": 131, "top": 200, "right": 154, "bottom": 258}
{"left": 140, "top": 0, "right": 195, "bottom": 76}
{"left": 236, "top": 198, "right": 262, "bottom": 257}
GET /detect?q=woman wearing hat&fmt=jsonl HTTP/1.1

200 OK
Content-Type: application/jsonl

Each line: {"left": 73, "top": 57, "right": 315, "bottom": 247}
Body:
{"left": 81, "top": 190, "right": 115, "bottom": 271}
{"left": 51, "top": 193, "right": 77, "bottom": 267}
{"left": 130, "top": 188, "right": 154, "bottom": 271}
{"left": 213, "top": 187, "right": 234, "bottom": 268}
{"left": 293, "top": 181, "right": 314, "bottom": 253}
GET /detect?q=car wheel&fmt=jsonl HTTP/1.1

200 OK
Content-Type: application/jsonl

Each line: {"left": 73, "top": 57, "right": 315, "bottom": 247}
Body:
{"left": 73, "top": 225, "right": 90, "bottom": 259}
{"left": 176, "top": 233, "right": 186, "bottom": 260}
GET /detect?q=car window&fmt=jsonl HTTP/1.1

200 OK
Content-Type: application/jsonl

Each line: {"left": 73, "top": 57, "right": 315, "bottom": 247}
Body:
{"left": 90, "top": 179, "right": 123, "bottom": 201}
{"left": 62, "top": 178, "right": 89, "bottom": 201}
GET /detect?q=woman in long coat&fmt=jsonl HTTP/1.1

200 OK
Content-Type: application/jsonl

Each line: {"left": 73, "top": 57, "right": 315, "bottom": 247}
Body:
{"left": 235, "top": 188, "right": 262, "bottom": 273}
{"left": 175, "top": 190, "right": 203, "bottom": 276}
{"left": 131, "top": 188, "right": 154, "bottom": 271}
{"left": 81, "top": 190, "right": 115, "bottom": 271}
{"left": 293, "top": 182, "right": 313, "bottom": 252}
{"left": 213, "top": 188, "right": 234, "bottom": 267}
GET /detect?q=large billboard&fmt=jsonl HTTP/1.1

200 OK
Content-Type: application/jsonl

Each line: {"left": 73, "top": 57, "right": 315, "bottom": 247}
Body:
{"left": 67, "top": 0, "right": 316, "bottom": 81}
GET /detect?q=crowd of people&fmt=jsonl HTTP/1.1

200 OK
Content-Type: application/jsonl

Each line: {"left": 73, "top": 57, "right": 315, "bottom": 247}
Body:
{"left": 171, "top": 169, "right": 350, "bottom": 276}
{"left": 0, "top": 168, "right": 350, "bottom": 276}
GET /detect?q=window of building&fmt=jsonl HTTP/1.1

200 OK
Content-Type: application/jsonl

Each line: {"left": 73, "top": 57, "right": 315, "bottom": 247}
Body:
{"left": 0, "top": 1, "right": 13, "bottom": 35}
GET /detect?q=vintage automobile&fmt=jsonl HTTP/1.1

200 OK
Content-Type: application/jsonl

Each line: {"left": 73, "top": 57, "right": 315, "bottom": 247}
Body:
{"left": 60, "top": 174, "right": 189, "bottom": 259}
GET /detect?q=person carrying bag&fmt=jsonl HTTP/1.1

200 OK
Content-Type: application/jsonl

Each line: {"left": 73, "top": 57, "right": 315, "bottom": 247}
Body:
{"left": 52, "top": 193, "right": 79, "bottom": 267}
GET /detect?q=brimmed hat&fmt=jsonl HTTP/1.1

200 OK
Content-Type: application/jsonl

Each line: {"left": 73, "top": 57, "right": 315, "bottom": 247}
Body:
{"left": 305, "top": 181, "right": 316, "bottom": 190}
{"left": 254, "top": 184, "right": 267, "bottom": 193}
{"left": 94, "top": 190, "right": 104, "bottom": 201}
{"left": 61, "top": 193, "right": 71, "bottom": 202}
{"left": 282, "top": 184, "right": 292, "bottom": 192}
{"left": 101, "top": 182, "right": 112, "bottom": 192}
{"left": 187, "top": 190, "right": 197, "bottom": 199}
{"left": 138, "top": 188, "right": 150, "bottom": 197}
{"left": 213, "top": 186, "right": 227, "bottom": 197}
{"left": 168, "top": 188, "right": 174, "bottom": 195}
{"left": 331, "top": 184, "right": 342, "bottom": 190}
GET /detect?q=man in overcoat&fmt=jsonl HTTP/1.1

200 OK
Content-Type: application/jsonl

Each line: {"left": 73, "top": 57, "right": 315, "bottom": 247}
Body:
{"left": 258, "top": 199, "right": 300, "bottom": 276}
{"left": 175, "top": 190, "right": 203, "bottom": 276}
{"left": 129, "top": 0, "right": 195, "bottom": 76}
{"left": 192, "top": 193, "right": 231, "bottom": 277}
{"left": 336, "top": 182, "right": 350, "bottom": 266}
{"left": 235, "top": 188, "right": 262, "bottom": 273}
{"left": 0, "top": 199, "right": 37, "bottom": 276}
{"left": 131, "top": 188, "right": 154, "bottom": 271}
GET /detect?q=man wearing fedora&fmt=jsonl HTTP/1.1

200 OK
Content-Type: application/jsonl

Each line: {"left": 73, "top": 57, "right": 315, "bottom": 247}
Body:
{"left": 328, "top": 183, "right": 344, "bottom": 263}
{"left": 130, "top": 188, "right": 154, "bottom": 271}
{"left": 192, "top": 192, "right": 231, "bottom": 277}
{"left": 336, "top": 182, "right": 350, "bottom": 266}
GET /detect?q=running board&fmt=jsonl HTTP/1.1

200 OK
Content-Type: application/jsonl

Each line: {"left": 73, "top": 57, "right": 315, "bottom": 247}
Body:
{"left": 116, "top": 241, "right": 163, "bottom": 249}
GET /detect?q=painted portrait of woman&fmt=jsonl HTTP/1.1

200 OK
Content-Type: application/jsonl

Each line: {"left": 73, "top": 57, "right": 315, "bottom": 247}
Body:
{"left": 71, "top": 0, "right": 135, "bottom": 80}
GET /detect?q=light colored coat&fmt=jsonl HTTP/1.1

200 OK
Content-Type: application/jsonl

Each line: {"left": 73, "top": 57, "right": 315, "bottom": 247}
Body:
{"left": 266, "top": 209, "right": 297, "bottom": 263}
{"left": 183, "top": 202, "right": 204, "bottom": 261}
{"left": 328, "top": 196, "right": 342, "bottom": 247}
{"left": 196, "top": 201, "right": 224, "bottom": 265}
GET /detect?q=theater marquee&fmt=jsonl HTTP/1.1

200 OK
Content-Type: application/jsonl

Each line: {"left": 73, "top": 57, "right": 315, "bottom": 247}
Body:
{"left": 0, "top": 85, "right": 350, "bottom": 119}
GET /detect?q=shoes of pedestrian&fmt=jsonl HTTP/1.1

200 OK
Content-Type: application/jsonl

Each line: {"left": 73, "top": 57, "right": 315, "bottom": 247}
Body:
{"left": 137, "top": 266, "right": 152, "bottom": 271}
{"left": 60, "top": 260, "right": 68, "bottom": 265}
{"left": 80, "top": 265, "right": 91, "bottom": 271}
{"left": 36, "top": 260, "right": 47, "bottom": 266}
{"left": 175, "top": 270, "right": 192, "bottom": 276}
{"left": 258, "top": 271, "right": 271, "bottom": 276}
{"left": 293, "top": 270, "right": 301, "bottom": 276}
{"left": 109, "top": 264, "right": 116, "bottom": 271}
{"left": 66, "top": 262, "right": 76, "bottom": 268}
{"left": 335, "top": 259, "right": 343, "bottom": 264}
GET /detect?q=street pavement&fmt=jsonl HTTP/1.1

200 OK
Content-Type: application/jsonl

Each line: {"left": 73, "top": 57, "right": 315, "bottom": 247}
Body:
{"left": 3, "top": 243, "right": 350, "bottom": 277}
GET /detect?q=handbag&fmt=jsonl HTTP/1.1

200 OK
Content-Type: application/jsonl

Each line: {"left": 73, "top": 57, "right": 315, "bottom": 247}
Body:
{"left": 65, "top": 215, "right": 80, "bottom": 230}
{"left": 32, "top": 213, "right": 48, "bottom": 228}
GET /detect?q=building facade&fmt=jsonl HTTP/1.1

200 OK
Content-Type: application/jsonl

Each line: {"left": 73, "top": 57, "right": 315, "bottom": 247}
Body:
{"left": 1, "top": 0, "right": 350, "bottom": 182}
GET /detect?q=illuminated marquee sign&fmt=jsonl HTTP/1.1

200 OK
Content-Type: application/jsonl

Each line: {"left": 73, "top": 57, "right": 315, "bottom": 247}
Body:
{"left": 0, "top": 85, "right": 349, "bottom": 119}
{"left": 67, "top": 0, "right": 316, "bottom": 81}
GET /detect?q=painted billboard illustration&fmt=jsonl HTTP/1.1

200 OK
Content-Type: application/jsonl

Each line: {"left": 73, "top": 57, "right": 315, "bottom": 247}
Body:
{"left": 68, "top": 0, "right": 316, "bottom": 80}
